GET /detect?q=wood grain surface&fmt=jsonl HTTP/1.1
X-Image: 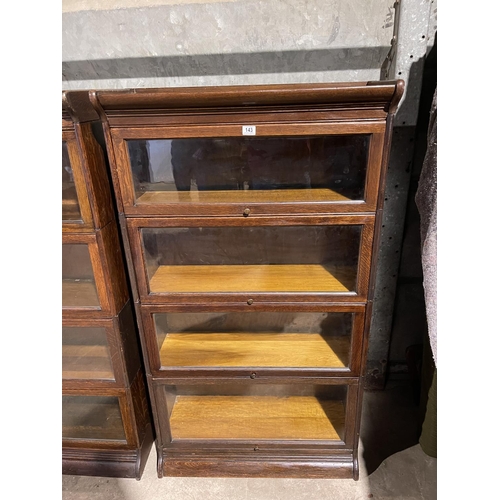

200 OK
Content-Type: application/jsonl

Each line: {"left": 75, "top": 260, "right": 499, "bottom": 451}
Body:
{"left": 149, "top": 264, "right": 355, "bottom": 294}
{"left": 159, "top": 333, "right": 350, "bottom": 368}
{"left": 136, "top": 188, "right": 351, "bottom": 205}
{"left": 95, "top": 81, "right": 400, "bottom": 110}
{"left": 169, "top": 395, "right": 344, "bottom": 441}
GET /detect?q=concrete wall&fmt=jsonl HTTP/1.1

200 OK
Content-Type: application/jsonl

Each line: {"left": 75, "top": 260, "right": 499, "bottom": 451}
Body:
{"left": 62, "top": 0, "right": 395, "bottom": 89}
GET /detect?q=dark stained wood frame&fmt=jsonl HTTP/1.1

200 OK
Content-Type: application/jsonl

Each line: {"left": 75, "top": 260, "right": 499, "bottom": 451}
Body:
{"left": 126, "top": 215, "right": 375, "bottom": 304}
{"left": 92, "top": 81, "right": 401, "bottom": 114}
{"left": 62, "top": 129, "right": 94, "bottom": 232}
{"left": 160, "top": 452, "right": 356, "bottom": 479}
{"left": 62, "top": 444, "right": 151, "bottom": 479}
{"left": 351, "top": 111, "right": 401, "bottom": 480}
{"left": 62, "top": 388, "right": 137, "bottom": 449}
{"left": 152, "top": 379, "right": 358, "bottom": 448}
{"left": 62, "top": 371, "right": 154, "bottom": 479}
{"left": 61, "top": 124, "right": 115, "bottom": 232}
{"left": 151, "top": 378, "right": 359, "bottom": 478}
{"left": 62, "top": 302, "right": 143, "bottom": 390}
{"left": 62, "top": 222, "right": 129, "bottom": 318}
{"left": 62, "top": 94, "right": 115, "bottom": 233}
{"left": 86, "top": 80, "right": 404, "bottom": 480}
{"left": 62, "top": 317, "right": 123, "bottom": 388}
{"left": 62, "top": 232, "right": 109, "bottom": 315}
{"left": 139, "top": 303, "right": 366, "bottom": 378}
{"left": 109, "top": 124, "right": 385, "bottom": 217}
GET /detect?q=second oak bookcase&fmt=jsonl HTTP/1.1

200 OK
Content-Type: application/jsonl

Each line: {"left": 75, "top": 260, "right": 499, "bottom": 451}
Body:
{"left": 87, "top": 81, "right": 403, "bottom": 480}
{"left": 62, "top": 92, "right": 154, "bottom": 479}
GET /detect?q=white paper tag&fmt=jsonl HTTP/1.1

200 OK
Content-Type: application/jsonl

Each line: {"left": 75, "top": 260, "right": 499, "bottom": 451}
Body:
{"left": 242, "top": 125, "right": 256, "bottom": 136}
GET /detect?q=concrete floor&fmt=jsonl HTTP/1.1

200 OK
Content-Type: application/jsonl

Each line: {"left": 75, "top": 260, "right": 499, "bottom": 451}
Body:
{"left": 62, "top": 381, "right": 437, "bottom": 500}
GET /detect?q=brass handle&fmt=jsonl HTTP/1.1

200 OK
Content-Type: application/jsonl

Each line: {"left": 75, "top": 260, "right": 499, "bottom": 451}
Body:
{"left": 243, "top": 208, "right": 251, "bottom": 217}
{"left": 247, "top": 298, "right": 254, "bottom": 305}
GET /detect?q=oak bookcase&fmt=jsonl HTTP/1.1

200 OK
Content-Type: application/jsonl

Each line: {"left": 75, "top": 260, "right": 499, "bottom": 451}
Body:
{"left": 62, "top": 92, "right": 154, "bottom": 479}
{"left": 86, "top": 81, "right": 403, "bottom": 479}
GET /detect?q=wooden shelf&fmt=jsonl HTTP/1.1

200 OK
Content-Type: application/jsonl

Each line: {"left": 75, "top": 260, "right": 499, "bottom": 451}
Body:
{"left": 62, "top": 280, "right": 100, "bottom": 308}
{"left": 62, "top": 345, "right": 114, "bottom": 380}
{"left": 136, "top": 188, "right": 350, "bottom": 205}
{"left": 149, "top": 264, "right": 355, "bottom": 294}
{"left": 169, "top": 396, "right": 345, "bottom": 441}
{"left": 62, "top": 397, "right": 126, "bottom": 441}
{"left": 160, "top": 333, "right": 350, "bottom": 368}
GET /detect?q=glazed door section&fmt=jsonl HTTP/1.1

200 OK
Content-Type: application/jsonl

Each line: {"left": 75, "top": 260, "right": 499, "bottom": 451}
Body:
{"left": 158, "top": 382, "right": 352, "bottom": 447}
{"left": 111, "top": 124, "right": 385, "bottom": 215}
{"left": 62, "top": 395, "right": 127, "bottom": 443}
{"left": 62, "top": 243, "right": 100, "bottom": 308}
{"left": 129, "top": 216, "right": 373, "bottom": 302}
{"left": 141, "top": 306, "right": 365, "bottom": 376}
{"left": 62, "top": 130, "right": 93, "bottom": 231}
{"left": 128, "top": 135, "right": 369, "bottom": 202}
{"left": 142, "top": 226, "right": 360, "bottom": 294}
{"left": 62, "top": 326, "right": 115, "bottom": 382}
{"left": 62, "top": 141, "right": 82, "bottom": 222}
{"left": 62, "top": 234, "right": 112, "bottom": 315}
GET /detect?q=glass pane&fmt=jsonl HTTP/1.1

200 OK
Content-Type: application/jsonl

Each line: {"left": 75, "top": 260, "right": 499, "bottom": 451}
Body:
{"left": 142, "top": 226, "right": 361, "bottom": 294}
{"left": 62, "top": 396, "right": 126, "bottom": 442}
{"left": 62, "top": 141, "right": 82, "bottom": 222}
{"left": 164, "top": 384, "right": 346, "bottom": 442}
{"left": 62, "top": 244, "right": 100, "bottom": 308}
{"left": 127, "top": 136, "right": 369, "bottom": 205}
{"left": 62, "top": 327, "right": 114, "bottom": 380}
{"left": 154, "top": 312, "right": 352, "bottom": 369}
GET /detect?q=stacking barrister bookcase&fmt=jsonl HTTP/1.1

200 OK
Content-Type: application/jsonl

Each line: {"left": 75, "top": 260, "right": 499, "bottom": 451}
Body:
{"left": 88, "top": 81, "right": 403, "bottom": 480}
{"left": 62, "top": 92, "right": 153, "bottom": 479}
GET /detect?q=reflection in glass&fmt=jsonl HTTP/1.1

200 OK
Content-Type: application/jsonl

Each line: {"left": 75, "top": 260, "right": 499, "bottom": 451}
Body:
{"left": 127, "top": 136, "right": 369, "bottom": 204}
{"left": 62, "top": 141, "right": 82, "bottom": 222}
{"left": 154, "top": 312, "right": 352, "bottom": 369}
{"left": 62, "top": 244, "right": 100, "bottom": 308}
{"left": 141, "top": 225, "right": 361, "bottom": 294}
{"left": 62, "top": 327, "right": 114, "bottom": 380}
{"left": 62, "top": 396, "right": 126, "bottom": 441}
{"left": 164, "top": 384, "right": 346, "bottom": 442}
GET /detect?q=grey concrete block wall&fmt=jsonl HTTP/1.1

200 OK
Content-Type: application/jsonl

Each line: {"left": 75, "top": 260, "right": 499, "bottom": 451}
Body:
{"left": 62, "top": 0, "right": 396, "bottom": 89}
{"left": 62, "top": 0, "right": 437, "bottom": 389}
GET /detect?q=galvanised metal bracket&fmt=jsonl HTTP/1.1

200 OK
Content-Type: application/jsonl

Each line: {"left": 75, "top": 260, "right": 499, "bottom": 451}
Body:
{"left": 381, "top": 0, "right": 401, "bottom": 80}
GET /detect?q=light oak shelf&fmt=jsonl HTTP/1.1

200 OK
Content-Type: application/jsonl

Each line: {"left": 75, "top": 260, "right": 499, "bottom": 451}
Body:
{"left": 62, "top": 280, "right": 100, "bottom": 308}
{"left": 169, "top": 396, "right": 345, "bottom": 441}
{"left": 136, "top": 188, "right": 351, "bottom": 205}
{"left": 149, "top": 264, "right": 356, "bottom": 294}
{"left": 159, "top": 333, "right": 350, "bottom": 368}
{"left": 62, "top": 344, "right": 114, "bottom": 380}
